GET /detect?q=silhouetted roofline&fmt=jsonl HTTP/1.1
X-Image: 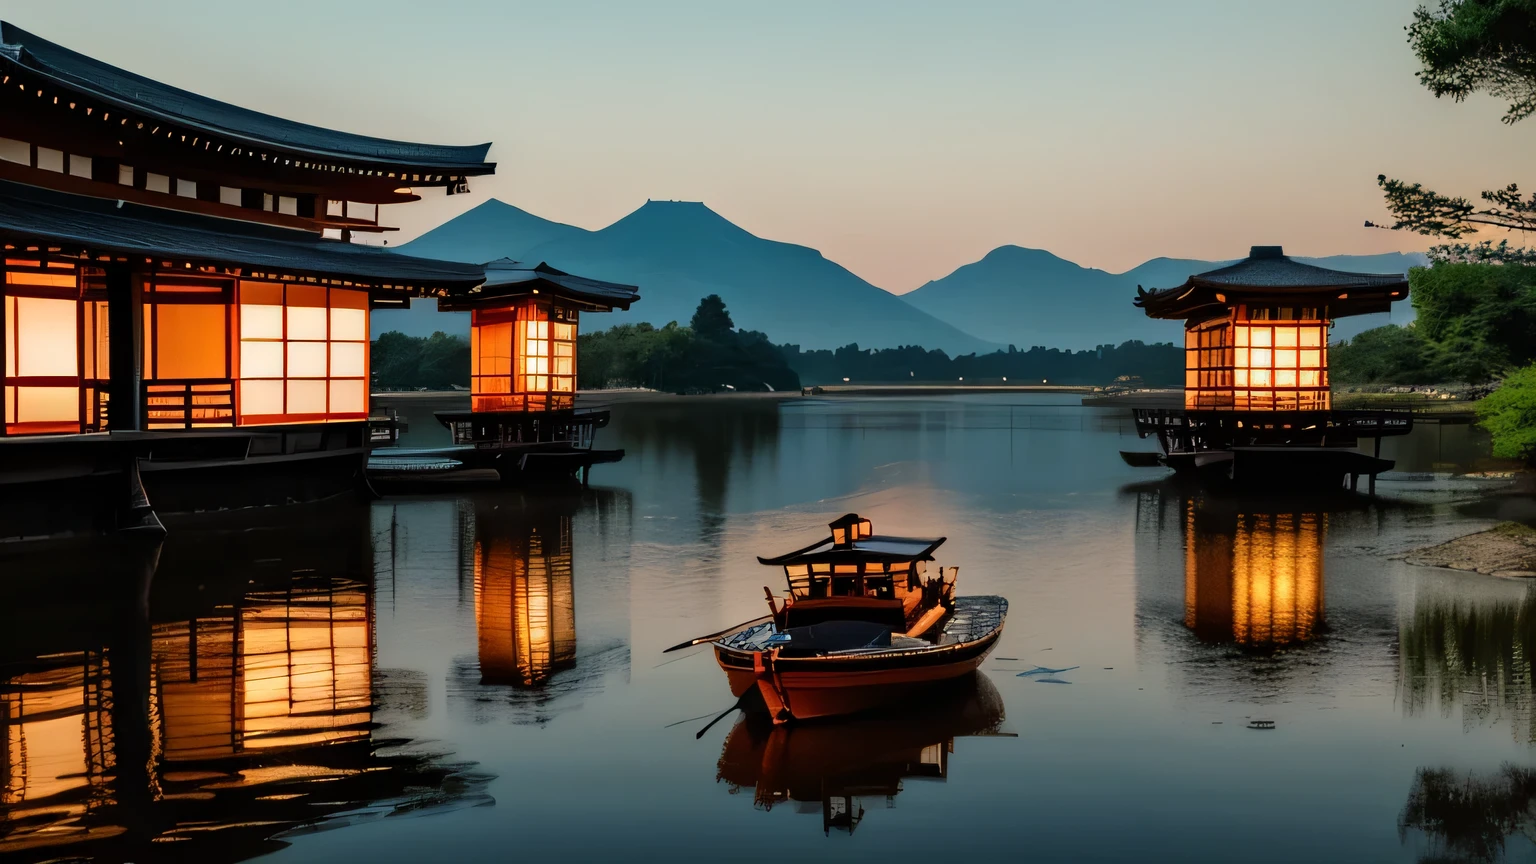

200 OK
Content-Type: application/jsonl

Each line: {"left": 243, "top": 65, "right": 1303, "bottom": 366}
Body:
{"left": 0, "top": 177, "right": 484, "bottom": 294}
{"left": 1134, "top": 246, "right": 1408, "bottom": 323}
{"left": 438, "top": 258, "right": 639, "bottom": 312}
{"left": 0, "top": 21, "right": 494, "bottom": 176}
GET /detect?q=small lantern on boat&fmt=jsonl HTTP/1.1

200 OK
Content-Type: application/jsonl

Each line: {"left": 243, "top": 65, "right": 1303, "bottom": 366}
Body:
{"left": 828, "top": 513, "right": 873, "bottom": 548}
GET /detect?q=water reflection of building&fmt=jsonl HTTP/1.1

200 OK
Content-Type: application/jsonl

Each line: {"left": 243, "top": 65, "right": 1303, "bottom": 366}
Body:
{"left": 0, "top": 651, "right": 117, "bottom": 855}
{"left": 715, "top": 674, "right": 1006, "bottom": 835}
{"left": 442, "top": 491, "right": 632, "bottom": 725}
{"left": 1137, "top": 486, "right": 1327, "bottom": 650}
{"left": 1183, "top": 509, "right": 1325, "bottom": 648}
{"left": 153, "top": 576, "right": 373, "bottom": 761}
{"left": 0, "top": 510, "right": 489, "bottom": 861}
{"left": 475, "top": 514, "right": 577, "bottom": 687}
{"left": 1398, "top": 588, "right": 1536, "bottom": 744}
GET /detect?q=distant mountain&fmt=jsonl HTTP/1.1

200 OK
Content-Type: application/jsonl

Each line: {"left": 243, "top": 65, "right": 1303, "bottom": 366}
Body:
{"left": 380, "top": 197, "right": 995, "bottom": 354}
{"left": 372, "top": 200, "right": 591, "bottom": 338}
{"left": 396, "top": 199, "right": 589, "bottom": 263}
{"left": 903, "top": 247, "right": 1429, "bottom": 347}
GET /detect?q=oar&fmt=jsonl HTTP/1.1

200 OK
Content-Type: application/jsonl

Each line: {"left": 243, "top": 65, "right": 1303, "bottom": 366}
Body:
{"left": 662, "top": 615, "right": 772, "bottom": 653}
{"left": 695, "top": 692, "right": 751, "bottom": 739}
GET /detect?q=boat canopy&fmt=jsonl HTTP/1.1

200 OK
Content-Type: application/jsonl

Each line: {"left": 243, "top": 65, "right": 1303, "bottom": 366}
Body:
{"left": 757, "top": 514, "right": 945, "bottom": 566}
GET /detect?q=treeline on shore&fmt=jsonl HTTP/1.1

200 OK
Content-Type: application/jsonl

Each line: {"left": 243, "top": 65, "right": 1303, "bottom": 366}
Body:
{"left": 372, "top": 295, "right": 1183, "bottom": 395}
{"left": 779, "top": 340, "right": 1180, "bottom": 387}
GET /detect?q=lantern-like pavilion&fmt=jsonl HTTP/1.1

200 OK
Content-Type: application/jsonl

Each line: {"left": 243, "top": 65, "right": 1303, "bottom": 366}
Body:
{"left": 408, "top": 258, "right": 639, "bottom": 485}
{"left": 0, "top": 20, "right": 528, "bottom": 536}
{"left": 1129, "top": 246, "right": 1414, "bottom": 489}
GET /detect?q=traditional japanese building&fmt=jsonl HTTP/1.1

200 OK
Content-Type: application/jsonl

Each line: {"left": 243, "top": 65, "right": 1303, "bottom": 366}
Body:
{"left": 0, "top": 21, "right": 497, "bottom": 537}
{"left": 1129, "top": 246, "right": 1414, "bottom": 489}
{"left": 368, "top": 258, "right": 639, "bottom": 488}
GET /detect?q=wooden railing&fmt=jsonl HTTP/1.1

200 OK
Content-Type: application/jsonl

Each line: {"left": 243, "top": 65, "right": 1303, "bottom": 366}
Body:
{"left": 144, "top": 380, "right": 235, "bottom": 430}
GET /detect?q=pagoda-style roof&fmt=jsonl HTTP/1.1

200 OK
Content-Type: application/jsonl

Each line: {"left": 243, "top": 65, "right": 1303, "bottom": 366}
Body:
{"left": 1134, "top": 246, "right": 1408, "bottom": 324}
{"left": 438, "top": 258, "right": 640, "bottom": 312}
{"left": 0, "top": 178, "right": 484, "bottom": 295}
{"left": 0, "top": 21, "right": 493, "bottom": 179}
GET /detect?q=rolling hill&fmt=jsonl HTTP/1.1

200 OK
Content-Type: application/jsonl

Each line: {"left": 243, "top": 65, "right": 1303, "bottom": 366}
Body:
{"left": 902, "top": 247, "right": 1429, "bottom": 348}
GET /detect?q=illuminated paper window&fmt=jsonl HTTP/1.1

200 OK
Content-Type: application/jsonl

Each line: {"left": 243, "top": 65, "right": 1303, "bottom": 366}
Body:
{"left": 3, "top": 263, "right": 110, "bottom": 435}
{"left": 235, "top": 282, "right": 369, "bottom": 424}
{"left": 471, "top": 302, "right": 579, "bottom": 413}
{"left": 1183, "top": 310, "right": 1329, "bottom": 411}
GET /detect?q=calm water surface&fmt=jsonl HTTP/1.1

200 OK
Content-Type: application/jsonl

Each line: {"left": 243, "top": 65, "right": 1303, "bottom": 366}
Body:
{"left": 2, "top": 394, "right": 1534, "bottom": 863}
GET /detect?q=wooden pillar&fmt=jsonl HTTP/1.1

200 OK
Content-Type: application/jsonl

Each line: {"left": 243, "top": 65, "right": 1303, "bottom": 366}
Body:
{"left": 106, "top": 264, "right": 145, "bottom": 431}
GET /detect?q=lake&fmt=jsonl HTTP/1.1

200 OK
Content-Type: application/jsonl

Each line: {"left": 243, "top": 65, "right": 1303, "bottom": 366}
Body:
{"left": 2, "top": 393, "right": 1533, "bottom": 863}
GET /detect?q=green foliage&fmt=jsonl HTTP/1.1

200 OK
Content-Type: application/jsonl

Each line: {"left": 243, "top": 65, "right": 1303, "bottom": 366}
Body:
{"left": 1430, "top": 239, "right": 1536, "bottom": 265}
{"left": 1372, "top": 4, "right": 1536, "bottom": 239}
{"left": 1476, "top": 363, "right": 1536, "bottom": 461}
{"left": 1408, "top": 0, "right": 1536, "bottom": 124}
{"left": 1411, "top": 261, "right": 1536, "bottom": 379}
{"left": 371, "top": 331, "right": 471, "bottom": 390}
{"left": 578, "top": 297, "right": 800, "bottom": 393}
{"left": 1331, "top": 325, "right": 1438, "bottom": 384}
{"left": 689, "top": 294, "right": 735, "bottom": 341}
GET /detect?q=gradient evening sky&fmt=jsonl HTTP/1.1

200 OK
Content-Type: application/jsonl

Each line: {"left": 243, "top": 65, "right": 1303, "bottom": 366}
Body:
{"left": 8, "top": 0, "right": 1532, "bottom": 291}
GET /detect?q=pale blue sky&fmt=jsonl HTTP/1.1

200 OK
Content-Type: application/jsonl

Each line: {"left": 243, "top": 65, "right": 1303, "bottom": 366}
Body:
{"left": 8, "top": 0, "right": 1530, "bottom": 290}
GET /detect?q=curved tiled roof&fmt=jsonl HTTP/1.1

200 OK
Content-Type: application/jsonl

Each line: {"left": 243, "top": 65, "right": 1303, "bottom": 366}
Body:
{"left": 1134, "top": 246, "right": 1408, "bottom": 323}
{"left": 438, "top": 258, "right": 639, "bottom": 311}
{"left": 0, "top": 21, "right": 493, "bottom": 173}
{"left": 1186, "top": 247, "right": 1407, "bottom": 289}
{"left": 0, "top": 178, "right": 484, "bottom": 292}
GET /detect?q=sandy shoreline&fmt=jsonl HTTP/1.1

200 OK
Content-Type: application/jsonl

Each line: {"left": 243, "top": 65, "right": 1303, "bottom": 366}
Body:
{"left": 1404, "top": 522, "right": 1536, "bottom": 578}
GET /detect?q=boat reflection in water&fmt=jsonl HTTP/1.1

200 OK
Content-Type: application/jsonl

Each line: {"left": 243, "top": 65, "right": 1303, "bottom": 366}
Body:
{"left": 715, "top": 673, "right": 1006, "bottom": 835}
{"left": 1399, "top": 587, "right": 1536, "bottom": 744}
{"left": 0, "top": 506, "right": 490, "bottom": 861}
{"left": 444, "top": 491, "right": 631, "bottom": 724}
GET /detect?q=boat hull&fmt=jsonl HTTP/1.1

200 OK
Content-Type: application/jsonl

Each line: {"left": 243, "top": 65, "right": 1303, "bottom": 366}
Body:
{"left": 714, "top": 617, "right": 1003, "bottom": 723}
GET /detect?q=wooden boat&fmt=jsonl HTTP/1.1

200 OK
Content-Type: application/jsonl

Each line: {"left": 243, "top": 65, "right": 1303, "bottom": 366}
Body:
{"left": 711, "top": 514, "right": 1007, "bottom": 723}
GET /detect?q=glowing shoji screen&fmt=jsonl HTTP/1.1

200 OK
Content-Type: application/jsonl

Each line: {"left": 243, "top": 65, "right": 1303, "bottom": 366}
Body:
{"left": 236, "top": 282, "right": 369, "bottom": 425}
{"left": 470, "top": 302, "right": 577, "bottom": 412}
{"left": 1233, "top": 320, "right": 1328, "bottom": 411}
{"left": 1183, "top": 320, "right": 1233, "bottom": 410}
{"left": 3, "top": 260, "right": 108, "bottom": 435}
{"left": 1182, "top": 312, "right": 1329, "bottom": 412}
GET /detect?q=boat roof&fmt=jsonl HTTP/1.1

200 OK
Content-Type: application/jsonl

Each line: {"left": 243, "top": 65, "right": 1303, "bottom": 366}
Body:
{"left": 758, "top": 534, "right": 946, "bottom": 566}
{"left": 0, "top": 21, "right": 494, "bottom": 174}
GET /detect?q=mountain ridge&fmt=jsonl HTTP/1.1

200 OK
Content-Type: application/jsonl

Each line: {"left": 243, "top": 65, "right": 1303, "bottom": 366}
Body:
{"left": 378, "top": 198, "right": 1427, "bottom": 349}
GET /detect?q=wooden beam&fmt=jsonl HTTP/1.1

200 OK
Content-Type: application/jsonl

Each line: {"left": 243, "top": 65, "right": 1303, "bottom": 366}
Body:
{"left": 106, "top": 263, "right": 145, "bottom": 431}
